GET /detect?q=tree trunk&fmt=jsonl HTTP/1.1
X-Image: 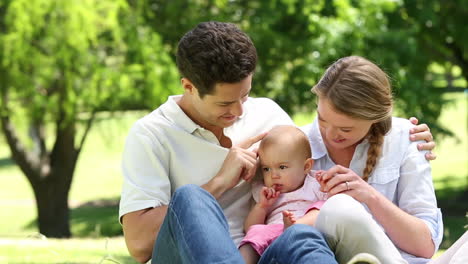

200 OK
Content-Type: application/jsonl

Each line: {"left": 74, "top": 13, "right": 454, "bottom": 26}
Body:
{"left": 1, "top": 112, "right": 78, "bottom": 238}
{"left": 33, "top": 174, "right": 72, "bottom": 237}
{"left": 31, "top": 119, "right": 78, "bottom": 238}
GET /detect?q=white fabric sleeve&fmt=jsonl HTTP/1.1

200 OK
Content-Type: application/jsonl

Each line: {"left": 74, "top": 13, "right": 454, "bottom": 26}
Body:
{"left": 119, "top": 121, "right": 171, "bottom": 222}
{"left": 398, "top": 140, "right": 444, "bottom": 253}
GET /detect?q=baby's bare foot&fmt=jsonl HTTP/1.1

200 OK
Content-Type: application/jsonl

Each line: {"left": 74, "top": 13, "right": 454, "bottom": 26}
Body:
{"left": 282, "top": 210, "right": 296, "bottom": 229}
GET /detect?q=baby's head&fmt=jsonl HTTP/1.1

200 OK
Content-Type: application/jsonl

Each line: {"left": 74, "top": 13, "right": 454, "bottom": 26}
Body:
{"left": 258, "top": 125, "right": 314, "bottom": 193}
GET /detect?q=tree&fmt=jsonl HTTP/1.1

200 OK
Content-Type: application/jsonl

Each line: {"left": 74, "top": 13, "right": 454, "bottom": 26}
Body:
{"left": 372, "top": 0, "right": 468, "bottom": 136}
{"left": 402, "top": 0, "right": 467, "bottom": 82}
{"left": 0, "top": 0, "right": 179, "bottom": 237}
{"left": 142, "top": 0, "right": 466, "bottom": 136}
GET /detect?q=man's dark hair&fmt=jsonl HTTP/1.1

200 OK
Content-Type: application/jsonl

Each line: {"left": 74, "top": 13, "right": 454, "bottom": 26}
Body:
{"left": 176, "top": 21, "right": 257, "bottom": 97}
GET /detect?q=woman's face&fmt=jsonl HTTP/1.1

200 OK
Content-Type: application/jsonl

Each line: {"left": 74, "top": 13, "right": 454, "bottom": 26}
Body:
{"left": 317, "top": 98, "right": 374, "bottom": 150}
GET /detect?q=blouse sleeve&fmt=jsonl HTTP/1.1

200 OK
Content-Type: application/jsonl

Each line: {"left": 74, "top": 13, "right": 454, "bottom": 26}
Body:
{"left": 397, "top": 139, "right": 443, "bottom": 254}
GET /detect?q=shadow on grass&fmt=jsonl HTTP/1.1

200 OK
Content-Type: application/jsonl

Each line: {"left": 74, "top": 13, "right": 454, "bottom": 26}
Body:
{"left": 0, "top": 157, "right": 15, "bottom": 168}
{"left": 70, "top": 198, "right": 123, "bottom": 238}
{"left": 25, "top": 197, "right": 123, "bottom": 237}
{"left": 434, "top": 177, "right": 468, "bottom": 249}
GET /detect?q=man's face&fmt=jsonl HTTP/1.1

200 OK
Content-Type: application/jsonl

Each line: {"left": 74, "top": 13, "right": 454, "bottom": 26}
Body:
{"left": 191, "top": 75, "right": 252, "bottom": 130}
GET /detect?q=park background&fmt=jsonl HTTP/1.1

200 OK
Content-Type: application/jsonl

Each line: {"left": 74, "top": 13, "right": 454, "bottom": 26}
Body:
{"left": 0, "top": 0, "right": 466, "bottom": 263}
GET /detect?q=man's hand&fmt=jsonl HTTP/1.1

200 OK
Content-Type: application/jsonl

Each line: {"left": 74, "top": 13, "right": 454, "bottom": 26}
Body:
{"left": 409, "top": 117, "right": 437, "bottom": 161}
{"left": 203, "top": 132, "right": 266, "bottom": 198}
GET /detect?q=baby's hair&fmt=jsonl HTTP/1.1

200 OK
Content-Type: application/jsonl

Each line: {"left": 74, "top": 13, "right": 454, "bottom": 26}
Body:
{"left": 259, "top": 125, "right": 312, "bottom": 160}
{"left": 312, "top": 56, "right": 393, "bottom": 181}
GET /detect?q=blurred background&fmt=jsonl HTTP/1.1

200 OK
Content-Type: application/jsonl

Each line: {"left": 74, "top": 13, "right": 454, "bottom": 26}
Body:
{"left": 0, "top": 0, "right": 466, "bottom": 262}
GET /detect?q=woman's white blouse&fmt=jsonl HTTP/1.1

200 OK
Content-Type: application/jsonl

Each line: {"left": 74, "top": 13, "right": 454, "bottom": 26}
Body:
{"left": 302, "top": 117, "right": 443, "bottom": 263}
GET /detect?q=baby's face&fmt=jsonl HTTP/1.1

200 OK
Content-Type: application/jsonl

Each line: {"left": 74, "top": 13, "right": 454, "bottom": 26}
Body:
{"left": 259, "top": 144, "right": 307, "bottom": 193}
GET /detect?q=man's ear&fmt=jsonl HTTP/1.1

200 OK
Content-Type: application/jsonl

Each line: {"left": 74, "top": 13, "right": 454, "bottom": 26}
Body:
{"left": 181, "top": 78, "right": 197, "bottom": 94}
{"left": 304, "top": 158, "right": 314, "bottom": 174}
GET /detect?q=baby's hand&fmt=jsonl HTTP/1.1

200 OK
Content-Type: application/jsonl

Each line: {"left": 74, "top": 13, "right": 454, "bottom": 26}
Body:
{"left": 259, "top": 186, "right": 280, "bottom": 208}
{"left": 315, "top": 170, "right": 326, "bottom": 183}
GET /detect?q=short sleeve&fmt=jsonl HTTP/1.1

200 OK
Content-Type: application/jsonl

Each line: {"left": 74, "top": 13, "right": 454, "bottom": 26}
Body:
{"left": 119, "top": 122, "right": 171, "bottom": 223}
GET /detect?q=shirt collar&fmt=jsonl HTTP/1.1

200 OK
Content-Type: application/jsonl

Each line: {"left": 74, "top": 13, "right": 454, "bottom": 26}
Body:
{"left": 306, "top": 117, "right": 327, "bottom": 160}
{"left": 160, "top": 95, "right": 199, "bottom": 134}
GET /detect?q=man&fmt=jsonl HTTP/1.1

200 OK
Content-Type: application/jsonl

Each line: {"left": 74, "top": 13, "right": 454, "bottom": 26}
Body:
{"left": 119, "top": 21, "right": 435, "bottom": 263}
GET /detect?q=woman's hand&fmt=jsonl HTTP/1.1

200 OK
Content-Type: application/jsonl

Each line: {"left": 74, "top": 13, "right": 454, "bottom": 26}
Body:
{"left": 409, "top": 117, "right": 436, "bottom": 160}
{"left": 317, "top": 165, "right": 377, "bottom": 204}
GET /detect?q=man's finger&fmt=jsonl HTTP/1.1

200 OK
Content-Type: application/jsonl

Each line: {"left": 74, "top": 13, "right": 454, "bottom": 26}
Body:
{"left": 410, "top": 123, "right": 430, "bottom": 134}
{"left": 411, "top": 131, "right": 433, "bottom": 143}
{"left": 243, "top": 159, "right": 259, "bottom": 182}
{"left": 418, "top": 141, "right": 435, "bottom": 151}
{"left": 425, "top": 152, "right": 437, "bottom": 161}
{"left": 409, "top": 117, "right": 419, "bottom": 125}
{"left": 237, "top": 132, "right": 267, "bottom": 149}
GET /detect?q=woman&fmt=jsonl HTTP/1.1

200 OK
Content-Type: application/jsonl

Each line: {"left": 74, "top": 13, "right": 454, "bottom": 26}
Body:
{"left": 302, "top": 56, "right": 442, "bottom": 264}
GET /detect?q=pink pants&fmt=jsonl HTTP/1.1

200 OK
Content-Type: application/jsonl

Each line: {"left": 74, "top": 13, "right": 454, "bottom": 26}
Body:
{"left": 239, "top": 200, "right": 325, "bottom": 255}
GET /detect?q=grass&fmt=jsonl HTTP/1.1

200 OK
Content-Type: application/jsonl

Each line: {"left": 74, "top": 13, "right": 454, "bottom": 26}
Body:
{"left": 0, "top": 237, "right": 138, "bottom": 264}
{"left": 0, "top": 94, "right": 466, "bottom": 262}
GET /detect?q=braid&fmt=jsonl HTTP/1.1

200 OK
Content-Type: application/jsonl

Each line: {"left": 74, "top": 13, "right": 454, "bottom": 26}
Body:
{"left": 362, "top": 126, "right": 384, "bottom": 181}
{"left": 362, "top": 118, "right": 391, "bottom": 181}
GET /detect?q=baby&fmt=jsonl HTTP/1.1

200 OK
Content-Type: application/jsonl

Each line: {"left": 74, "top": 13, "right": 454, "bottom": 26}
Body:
{"left": 239, "top": 125, "right": 327, "bottom": 264}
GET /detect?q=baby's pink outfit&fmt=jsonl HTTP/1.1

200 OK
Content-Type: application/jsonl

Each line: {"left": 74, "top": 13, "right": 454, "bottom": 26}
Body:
{"left": 239, "top": 171, "right": 327, "bottom": 255}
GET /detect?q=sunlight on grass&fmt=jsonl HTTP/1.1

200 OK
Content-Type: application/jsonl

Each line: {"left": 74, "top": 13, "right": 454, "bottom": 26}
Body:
{"left": 0, "top": 236, "right": 138, "bottom": 264}
{"left": 431, "top": 93, "right": 468, "bottom": 190}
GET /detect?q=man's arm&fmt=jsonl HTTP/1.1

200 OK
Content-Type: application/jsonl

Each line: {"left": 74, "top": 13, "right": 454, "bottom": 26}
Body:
{"left": 122, "top": 206, "right": 168, "bottom": 263}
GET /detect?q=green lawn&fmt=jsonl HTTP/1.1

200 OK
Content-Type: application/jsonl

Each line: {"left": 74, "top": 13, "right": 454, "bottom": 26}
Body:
{"left": 0, "top": 237, "right": 138, "bottom": 264}
{"left": 0, "top": 94, "right": 466, "bottom": 262}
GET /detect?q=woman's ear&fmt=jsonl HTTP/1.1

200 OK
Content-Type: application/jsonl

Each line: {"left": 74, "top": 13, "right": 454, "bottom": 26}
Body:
{"left": 304, "top": 158, "right": 314, "bottom": 174}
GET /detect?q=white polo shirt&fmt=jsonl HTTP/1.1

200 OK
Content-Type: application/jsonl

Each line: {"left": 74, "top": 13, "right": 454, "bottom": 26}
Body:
{"left": 119, "top": 95, "right": 293, "bottom": 245}
{"left": 302, "top": 117, "right": 443, "bottom": 264}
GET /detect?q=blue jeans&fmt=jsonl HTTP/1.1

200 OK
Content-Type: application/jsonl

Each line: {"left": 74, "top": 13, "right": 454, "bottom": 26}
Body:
{"left": 152, "top": 184, "right": 337, "bottom": 264}
{"left": 259, "top": 224, "right": 337, "bottom": 264}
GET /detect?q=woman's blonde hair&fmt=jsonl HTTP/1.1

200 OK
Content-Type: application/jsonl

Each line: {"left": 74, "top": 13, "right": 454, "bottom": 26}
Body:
{"left": 312, "top": 56, "right": 393, "bottom": 181}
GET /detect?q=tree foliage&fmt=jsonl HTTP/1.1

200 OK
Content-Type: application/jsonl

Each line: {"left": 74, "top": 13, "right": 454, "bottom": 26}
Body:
{"left": 0, "top": 0, "right": 178, "bottom": 237}
{"left": 142, "top": 0, "right": 466, "bottom": 136}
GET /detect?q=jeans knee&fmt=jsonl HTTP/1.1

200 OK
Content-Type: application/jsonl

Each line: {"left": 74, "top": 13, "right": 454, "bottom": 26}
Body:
{"left": 170, "top": 184, "right": 220, "bottom": 217}
{"left": 172, "top": 184, "right": 204, "bottom": 203}
{"left": 282, "top": 224, "right": 325, "bottom": 241}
